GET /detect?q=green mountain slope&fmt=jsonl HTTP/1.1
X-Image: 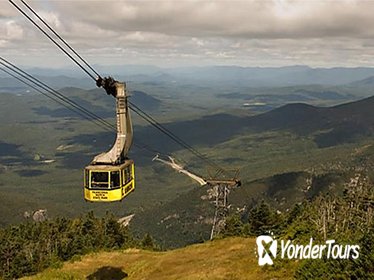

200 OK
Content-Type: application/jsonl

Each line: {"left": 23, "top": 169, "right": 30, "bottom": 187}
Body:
{"left": 246, "top": 95, "right": 374, "bottom": 147}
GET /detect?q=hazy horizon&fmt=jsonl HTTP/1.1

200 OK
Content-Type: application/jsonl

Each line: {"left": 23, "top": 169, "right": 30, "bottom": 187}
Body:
{"left": 4, "top": 63, "right": 374, "bottom": 71}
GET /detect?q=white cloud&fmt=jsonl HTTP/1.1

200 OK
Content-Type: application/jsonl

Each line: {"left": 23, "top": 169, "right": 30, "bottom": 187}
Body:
{"left": 1, "top": 0, "right": 373, "bottom": 67}
{"left": 5, "top": 20, "right": 24, "bottom": 40}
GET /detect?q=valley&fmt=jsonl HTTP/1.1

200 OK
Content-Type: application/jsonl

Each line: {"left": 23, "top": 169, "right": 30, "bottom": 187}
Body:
{"left": 0, "top": 68, "right": 373, "bottom": 242}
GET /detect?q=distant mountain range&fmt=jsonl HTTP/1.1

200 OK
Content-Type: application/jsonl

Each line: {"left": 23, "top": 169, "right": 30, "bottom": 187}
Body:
{"left": 2, "top": 65, "right": 374, "bottom": 88}
{"left": 140, "top": 95, "right": 374, "bottom": 151}
{"left": 248, "top": 95, "right": 374, "bottom": 147}
{"left": 165, "top": 65, "right": 374, "bottom": 86}
{"left": 350, "top": 75, "right": 374, "bottom": 87}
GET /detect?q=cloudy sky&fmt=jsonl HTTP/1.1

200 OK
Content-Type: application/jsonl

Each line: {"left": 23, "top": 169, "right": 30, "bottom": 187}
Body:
{"left": 1, "top": 0, "right": 374, "bottom": 68}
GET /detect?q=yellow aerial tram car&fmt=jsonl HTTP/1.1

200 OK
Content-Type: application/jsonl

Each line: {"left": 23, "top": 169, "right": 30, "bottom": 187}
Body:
{"left": 84, "top": 160, "right": 135, "bottom": 202}
{"left": 84, "top": 78, "right": 135, "bottom": 202}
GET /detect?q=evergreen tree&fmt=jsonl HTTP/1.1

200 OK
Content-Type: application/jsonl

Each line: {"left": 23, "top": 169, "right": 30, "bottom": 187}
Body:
{"left": 247, "top": 200, "right": 280, "bottom": 235}
{"left": 141, "top": 233, "right": 156, "bottom": 250}
{"left": 221, "top": 214, "right": 244, "bottom": 237}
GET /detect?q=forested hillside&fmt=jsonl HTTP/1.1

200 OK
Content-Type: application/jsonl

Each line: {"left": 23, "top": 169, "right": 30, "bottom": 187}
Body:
{"left": 0, "top": 213, "right": 155, "bottom": 279}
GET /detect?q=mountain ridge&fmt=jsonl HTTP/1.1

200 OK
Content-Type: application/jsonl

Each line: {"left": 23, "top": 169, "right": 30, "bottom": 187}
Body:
{"left": 3, "top": 65, "right": 374, "bottom": 87}
{"left": 247, "top": 95, "right": 374, "bottom": 146}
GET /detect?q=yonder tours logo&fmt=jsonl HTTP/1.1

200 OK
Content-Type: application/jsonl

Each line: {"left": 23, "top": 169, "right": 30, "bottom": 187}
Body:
{"left": 256, "top": 235, "right": 360, "bottom": 266}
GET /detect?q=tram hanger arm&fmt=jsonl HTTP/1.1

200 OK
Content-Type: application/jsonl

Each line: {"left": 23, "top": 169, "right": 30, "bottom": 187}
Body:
{"left": 91, "top": 78, "right": 133, "bottom": 165}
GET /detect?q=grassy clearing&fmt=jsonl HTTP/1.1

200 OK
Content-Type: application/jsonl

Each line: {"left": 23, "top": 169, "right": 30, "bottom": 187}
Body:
{"left": 23, "top": 237, "right": 297, "bottom": 280}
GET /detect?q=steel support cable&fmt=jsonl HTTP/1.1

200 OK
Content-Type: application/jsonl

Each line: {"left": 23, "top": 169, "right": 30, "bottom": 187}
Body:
{"left": 0, "top": 67, "right": 111, "bottom": 132}
{"left": 129, "top": 106, "right": 228, "bottom": 177}
{"left": 128, "top": 105, "right": 202, "bottom": 159}
{"left": 129, "top": 101, "right": 227, "bottom": 175}
{"left": 0, "top": 57, "right": 115, "bottom": 131}
{"left": 129, "top": 102, "right": 207, "bottom": 158}
{"left": 19, "top": 0, "right": 101, "bottom": 79}
{"left": 1, "top": 64, "right": 165, "bottom": 157}
{"left": 8, "top": 0, "right": 97, "bottom": 81}
{"left": 0, "top": 59, "right": 114, "bottom": 132}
